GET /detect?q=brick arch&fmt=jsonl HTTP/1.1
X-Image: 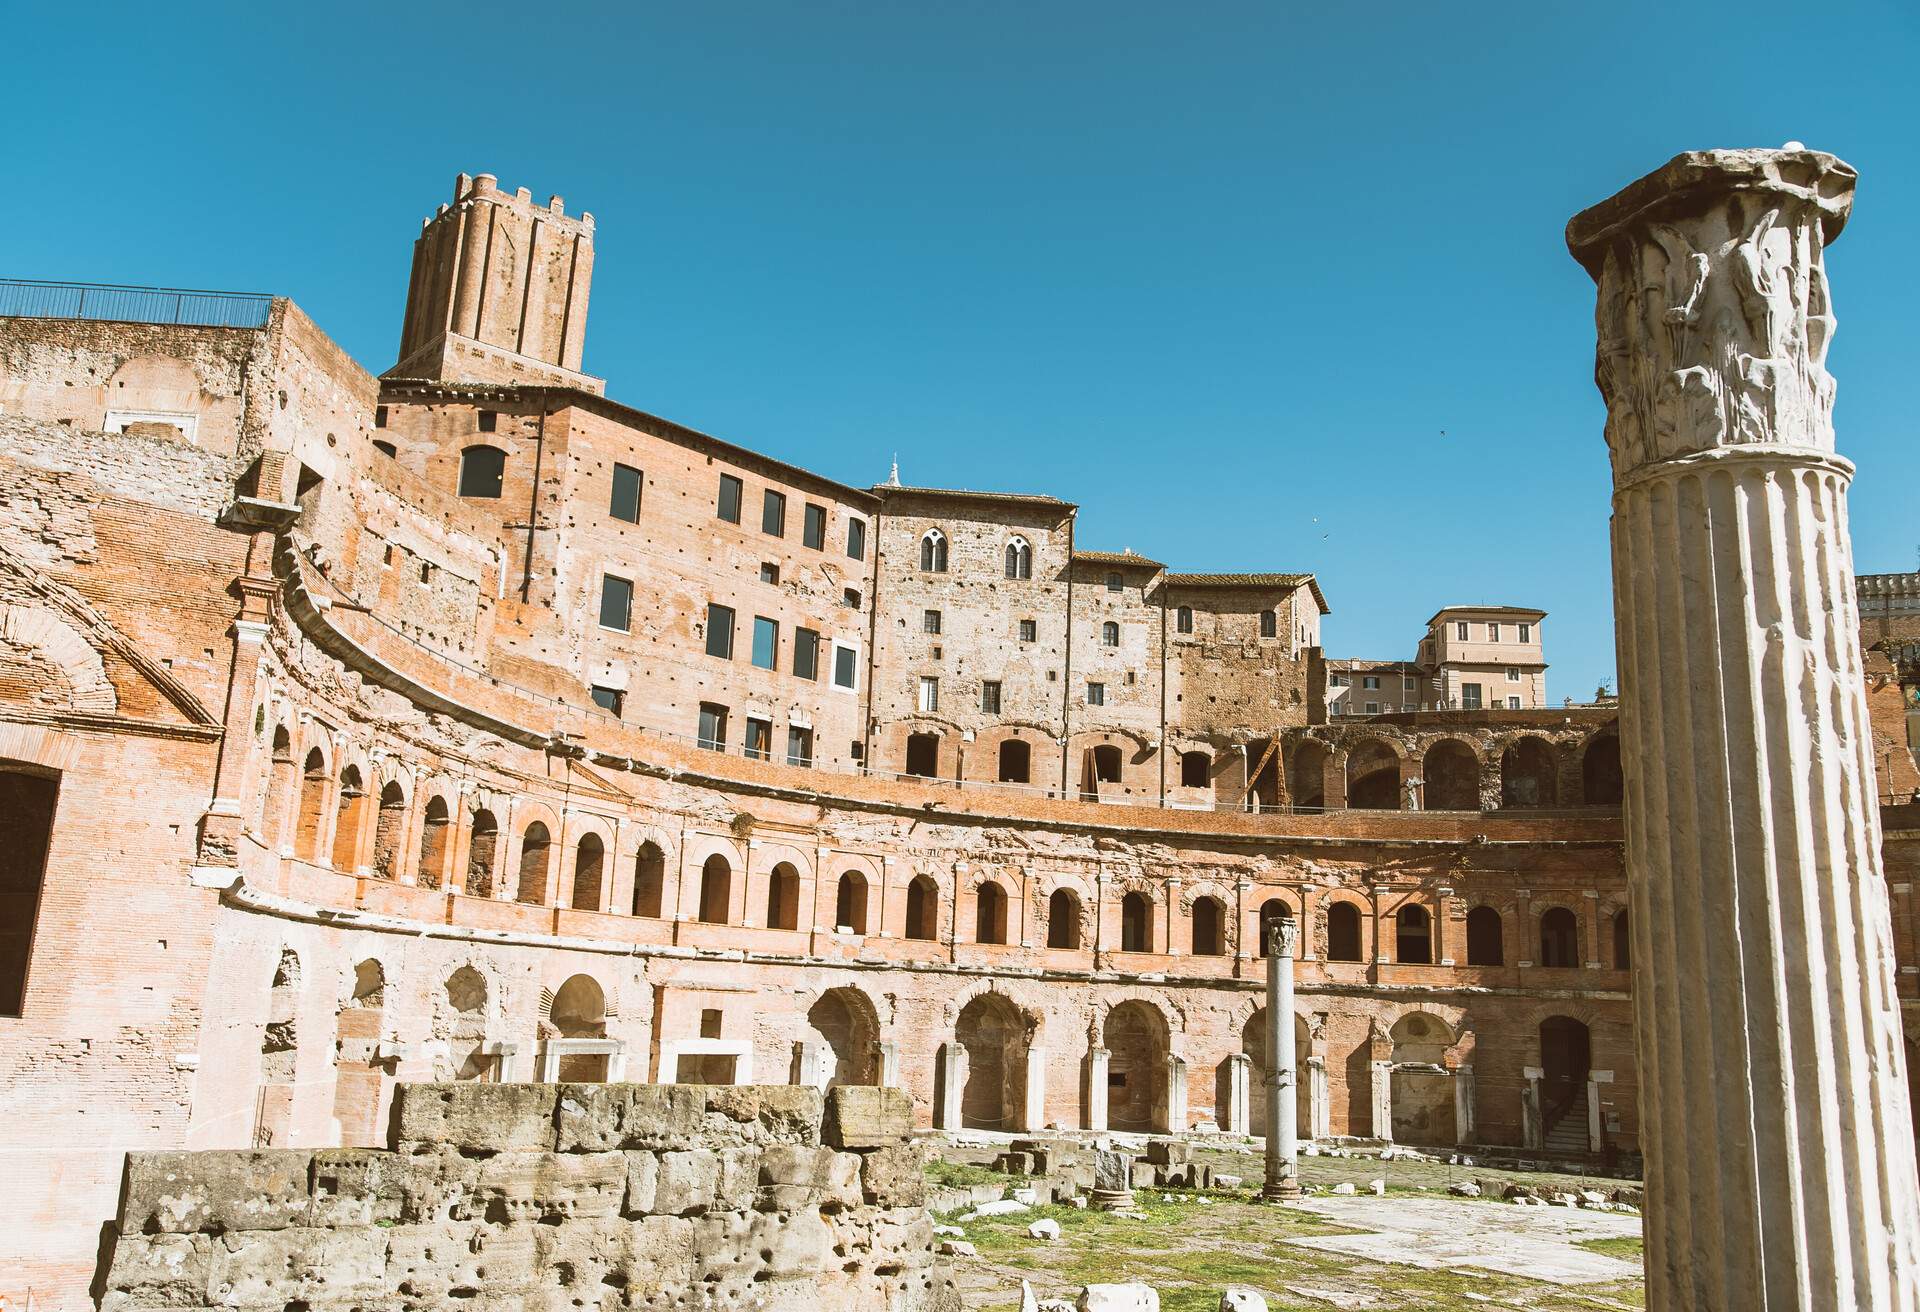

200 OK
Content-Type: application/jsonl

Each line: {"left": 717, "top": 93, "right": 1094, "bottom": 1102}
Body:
{"left": 941, "top": 980, "right": 1050, "bottom": 1043}
{"left": 960, "top": 864, "right": 1017, "bottom": 893}
{"left": 1090, "top": 988, "right": 1186, "bottom": 1053}
{"left": 684, "top": 832, "right": 748, "bottom": 871}
{"left": 0, "top": 604, "right": 116, "bottom": 714}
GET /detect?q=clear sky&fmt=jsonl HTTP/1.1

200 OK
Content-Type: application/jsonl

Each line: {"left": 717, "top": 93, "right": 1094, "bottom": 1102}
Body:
{"left": 5, "top": 1, "right": 1915, "bottom": 700}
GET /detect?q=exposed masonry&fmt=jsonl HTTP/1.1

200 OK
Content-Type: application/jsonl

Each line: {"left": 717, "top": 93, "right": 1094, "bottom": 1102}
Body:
{"left": 98, "top": 1082, "right": 958, "bottom": 1312}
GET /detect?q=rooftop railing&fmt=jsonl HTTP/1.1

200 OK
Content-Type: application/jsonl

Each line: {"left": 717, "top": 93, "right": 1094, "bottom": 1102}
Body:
{"left": 0, "top": 278, "right": 274, "bottom": 329}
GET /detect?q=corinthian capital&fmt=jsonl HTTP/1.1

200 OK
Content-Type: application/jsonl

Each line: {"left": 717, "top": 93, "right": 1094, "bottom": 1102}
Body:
{"left": 1566, "top": 148, "right": 1856, "bottom": 484}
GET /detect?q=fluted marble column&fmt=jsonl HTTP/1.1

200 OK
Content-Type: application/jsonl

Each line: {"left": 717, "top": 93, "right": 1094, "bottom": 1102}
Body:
{"left": 1569, "top": 147, "right": 1920, "bottom": 1311}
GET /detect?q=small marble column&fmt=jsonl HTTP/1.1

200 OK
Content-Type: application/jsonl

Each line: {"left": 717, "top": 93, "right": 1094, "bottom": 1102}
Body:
{"left": 1225, "top": 1053, "right": 1253, "bottom": 1137}
{"left": 1452, "top": 1065, "right": 1475, "bottom": 1146}
{"left": 1369, "top": 1061, "right": 1393, "bottom": 1144}
{"left": 1306, "top": 1057, "right": 1330, "bottom": 1142}
{"left": 937, "top": 1043, "right": 966, "bottom": 1131}
{"left": 1521, "top": 1066, "right": 1544, "bottom": 1151}
{"left": 1570, "top": 147, "right": 1920, "bottom": 1310}
{"left": 1163, "top": 1054, "right": 1188, "bottom": 1133}
{"left": 875, "top": 1041, "right": 901, "bottom": 1089}
{"left": 1263, "top": 919, "right": 1301, "bottom": 1200}
{"left": 1023, "top": 1040, "right": 1047, "bottom": 1132}
{"left": 1086, "top": 1046, "right": 1111, "bottom": 1132}
{"left": 793, "top": 1041, "right": 831, "bottom": 1090}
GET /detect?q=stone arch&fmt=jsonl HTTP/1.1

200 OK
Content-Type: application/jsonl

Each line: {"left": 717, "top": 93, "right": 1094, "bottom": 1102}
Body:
{"left": 331, "top": 762, "right": 369, "bottom": 870}
{"left": 571, "top": 831, "right": 606, "bottom": 911}
{"left": 1582, "top": 731, "right": 1623, "bottom": 805}
{"left": 1499, "top": 735, "right": 1560, "bottom": 808}
{"left": 949, "top": 991, "right": 1037, "bottom": 1130}
{"left": 415, "top": 791, "right": 453, "bottom": 889}
{"left": 807, "top": 985, "right": 881, "bottom": 1087}
{"left": 294, "top": 745, "right": 331, "bottom": 860}
{"left": 1388, "top": 1010, "right": 1458, "bottom": 1146}
{"left": 371, "top": 779, "right": 407, "bottom": 879}
{"left": 1289, "top": 739, "right": 1329, "bottom": 810}
{"left": 1421, "top": 738, "right": 1482, "bottom": 811}
{"left": 465, "top": 806, "right": 500, "bottom": 898}
{"left": 547, "top": 973, "right": 610, "bottom": 1081}
{"left": 437, "top": 963, "right": 495, "bottom": 1081}
{"left": 1103, "top": 999, "right": 1171, "bottom": 1133}
{"left": 515, "top": 820, "right": 553, "bottom": 905}
{"left": 1345, "top": 738, "right": 1403, "bottom": 810}
{"left": 0, "top": 604, "right": 117, "bottom": 714}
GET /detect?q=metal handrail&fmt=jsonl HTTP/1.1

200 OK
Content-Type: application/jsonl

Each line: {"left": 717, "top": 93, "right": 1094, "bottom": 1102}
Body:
{"left": 0, "top": 277, "right": 274, "bottom": 328}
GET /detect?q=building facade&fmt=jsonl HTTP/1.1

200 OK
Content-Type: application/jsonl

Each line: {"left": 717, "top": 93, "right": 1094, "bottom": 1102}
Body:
{"left": 0, "top": 172, "right": 1916, "bottom": 1309}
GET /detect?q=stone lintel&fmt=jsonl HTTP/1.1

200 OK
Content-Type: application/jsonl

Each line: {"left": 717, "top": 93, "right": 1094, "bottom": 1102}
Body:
{"left": 1566, "top": 147, "right": 1855, "bottom": 279}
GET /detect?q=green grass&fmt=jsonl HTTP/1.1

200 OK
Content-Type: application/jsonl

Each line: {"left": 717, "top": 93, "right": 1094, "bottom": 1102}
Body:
{"left": 924, "top": 1157, "right": 1011, "bottom": 1189}
{"left": 1579, "top": 1234, "right": 1646, "bottom": 1262}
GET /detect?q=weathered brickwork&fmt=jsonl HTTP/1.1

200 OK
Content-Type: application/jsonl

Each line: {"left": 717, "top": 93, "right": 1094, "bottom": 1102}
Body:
{"left": 1, "top": 170, "right": 1917, "bottom": 1310}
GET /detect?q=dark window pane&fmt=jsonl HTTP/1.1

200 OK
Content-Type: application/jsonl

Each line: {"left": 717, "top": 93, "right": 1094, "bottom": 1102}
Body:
{"left": 833, "top": 645, "right": 857, "bottom": 689}
{"left": 846, "top": 518, "right": 866, "bottom": 560}
{"left": 718, "top": 474, "right": 743, "bottom": 523}
{"left": 794, "top": 628, "right": 820, "bottom": 680}
{"left": 611, "top": 464, "right": 642, "bottom": 523}
{"left": 707, "top": 603, "right": 735, "bottom": 658}
{"left": 590, "top": 685, "right": 624, "bottom": 716}
{"left": 786, "top": 726, "right": 813, "bottom": 767}
{"left": 762, "top": 489, "right": 786, "bottom": 536}
{"left": 458, "top": 445, "right": 506, "bottom": 498}
{"left": 599, "top": 575, "right": 633, "bottom": 631}
{"left": 752, "top": 616, "right": 778, "bottom": 670}
{"left": 698, "top": 703, "right": 728, "bottom": 751}
{"left": 803, "top": 503, "right": 827, "bottom": 550}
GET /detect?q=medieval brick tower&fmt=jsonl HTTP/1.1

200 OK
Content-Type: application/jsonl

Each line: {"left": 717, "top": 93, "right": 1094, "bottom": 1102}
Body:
{"left": 389, "top": 172, "right": 601, "bottom": 391}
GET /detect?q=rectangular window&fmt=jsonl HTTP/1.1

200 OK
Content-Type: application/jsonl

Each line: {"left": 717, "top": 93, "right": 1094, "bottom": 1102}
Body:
{"left": 1106, "top": 573, "right": 1123, "bottom": 592}
{"left": 1461, "top": 683, "right": 1483, "bottom": 710}
{"left": 919, "top": 676, "right": 939, "bottom": 713}
{"left": 1260, "top": 609, "right": 1278, "bottom": 638}
{"left": 1403, "top": 677, "right": 1417, "bottom": 692}
{"left": 478, "top": 409, "right": 498, "bottom": 432}
{"left": 718, "top": 474, "right": 743, "bottom": 523}
{"left": 374, "top": 405, "right": 389, "bottom": 428}
{"left": 793, "top": 627, "right": 820, "bottom": 680}
{"left": 1507, "top": 667, "right": 1521, "bottom": 682}
{"left": 1363, "top": 676, "right": 1379, "bottom": 690}
{"left": 1330, "top": 673, "right": 1347, "bottom": 687}
{"left": 923, "top": 609, "right": 942, "bottom": 635}
{"left": 1519, "top": 622, "right": 1532, "bottom": 643}
{"left": 1018, "top": 618, "right": 1037, "bottom": 643}
{"left": 610, "top": 463, "right": 643, "bottom": 523}
{"left": 846, "top": 517, "right": 866, "bottom": 560}
{"left": 1087, "top": 681, "right": 1105, "bottom": 706}
{"left": 590, "top": 685, "right": 624, "bottom": 717}
{"left": 599, "top": 575, "right": 633, "bottom": 632}
{"left": 744, "top": 717, "right": 772, "bottom": 760}
{"left": 843, "top": 588, "right": 861, "bottom": 609}
{"left": 1508, "top": 695, "right": 1522, "bottom": 710}
{"left": 786, "top": 725, "right": 814, "bottom": 767}
{"left": 1456, "top": 621, "right": 1469, "bottom": 640}
{"left": 1488, "top": 622, "right": 1501, "bottom": 641}
{"left": 981, "top": 680, "right": 1002, "bottom": 714}
{"left": 752, "top": 616, "right": 778, "bottom": 670}
{"left": 833, "top": 644, "right": 857, "bottom": 690}
{"left": 706, "top": 603, "right": 735, "bottom": 658}
{"left": 803, "top": 503, "right": 827, "bottom": 550}
{"left": 762, "top": 489, "right": 786, "bottom": 536}
{"left": 1365, "top": 701, "right": 1379, "bottom": 714}
{"left": 697, "top": 703, "right": 729, "bottom": 751}
{"left": 759, "top": 562, "right": 780, "bottom": 585}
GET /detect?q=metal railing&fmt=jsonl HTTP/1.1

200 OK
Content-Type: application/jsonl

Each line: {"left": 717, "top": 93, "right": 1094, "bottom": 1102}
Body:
{"left": 0, "top": 277, "right": 274, "bottom": 328}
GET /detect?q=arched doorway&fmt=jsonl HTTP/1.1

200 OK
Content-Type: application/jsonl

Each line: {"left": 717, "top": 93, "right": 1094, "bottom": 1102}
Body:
{"left": 808, "top": 987, "right": 879, "bottom": 1087}
{"left": 416, "top": 796, "right": 450, "bottom": 889}
{"left": 516, "top": 822, "right": 551, "bottom": 904}
{"left": 1104, "top": 1000, "right": 1169, "bottom": 1132}
{"left": 698, "top": 854, "right": 731, "bottom": 924}
{"left": 976, "top": 881, "right": 1008, "bottom": 944}
{"left": 372, "top": 782, "right": 406, "bottom": 878}
{"left": 1389, "top": 1012, "right": 1456, "bottom": 1145}
{"left": 953, "top": 993, "right": 1029, "bottom": 1129}
{"left": 1120, "top": 891, "right": 1152, "bottom": 953}
{"left": 632, "top": 842, "right": 665, "bottom": 917}
{"left": 765, "top": 862, "right": 800, "bottom": 930}
{"left": 1288, "top": 741, "right": 1327, "bottom": 810}
{"left": 1046, "top": 888, "right": 1082, "bottom": 949}
{"left": 1539, "top": 906, "right": 1580, "bottom": 967}
{"left": 1346, "top": 740, "right": 1401, "bottom": 809}
{"left": 1239, "top": 1007, "right": 1311, "bottom": 1140}
{"left": 834, "top": 871, "right": 869, "bottom": 934}
{"left": 570, "top": 833, "right": 605, "bottom": 911}
{"left": 1422, "top": 740, "right": 1481, "bottom": 811}
{"left": 1500, "top": 737, "right": 1559, "bottom": 808}
{"left": 332, "top": 959, "right": 386, "bottom": 1146}
{"left": 1582, "top": 733, "right": 1622, "bottom": 805}
{"left": 549, "top": 974, "right": 609, "bottom": 1081}
{"left": 1539, "top": 1016, "right": 1592, "bottom": 1147}
{"left": 466, "top": 809, "right": 498, "bottom": 898}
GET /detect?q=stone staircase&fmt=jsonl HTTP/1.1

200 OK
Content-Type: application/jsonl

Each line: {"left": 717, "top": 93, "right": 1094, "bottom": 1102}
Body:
{"left": 1542, "top": 1106, "right": 1590, "bottom": 1158}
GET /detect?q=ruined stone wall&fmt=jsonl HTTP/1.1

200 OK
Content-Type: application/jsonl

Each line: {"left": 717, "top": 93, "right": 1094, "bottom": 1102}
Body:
{"left": 98, "top": 1082, "right": 955, "bottom": 1312}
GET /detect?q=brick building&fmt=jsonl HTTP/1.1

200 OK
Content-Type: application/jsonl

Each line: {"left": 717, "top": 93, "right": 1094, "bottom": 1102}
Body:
{"left": 1, "top": 171, "right": 1917, "bottom": 1308}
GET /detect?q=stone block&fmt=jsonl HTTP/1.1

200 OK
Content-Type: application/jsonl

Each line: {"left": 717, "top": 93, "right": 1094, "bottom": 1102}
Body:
{"left": 861, "top": 1143, "right": 928, "bottom": 1207}
{"left": 622, "top": 1150, "right": 659, "bottom": 1215}
{"left": 656, "top": 1149, "right": 722, "bottom": 1214}
{"left": 1145, "top": 1141, "right": 1192, "bottom": 1166}
{"left": 455, "top": 1150, "right": 627, "bottom": 1222}
{"left": 384, "top": 1220, "right": 537, "bottom": 1298}
{"left": 121, "top": 1150, "right": 313, "bottom": 1234}
{"left": 209, "top": 1227, "right": 388, "bottom": 1305}
{"left": 696, "top": 1208, "right": 835, "bottom": 1285}
{"left": 555, "top": 1082, "right": 705, "bottom": 1151}
{"left": 822, "top": 1085, "right": 912, "bottom": 1148}
{"left": 311, "top": 1147, "right": 478, "bottom": 1226}
{"left": 1092, "top": 1150, "right": 1131, "bottom": 1194}
{"left": 392, "top": 1083, "right": 557, "bottom": 1153}
{"left": 1078, "top": 1282, "right": 1161, "bottom": 1310}
{"left": 756, "top": 1145, "right": 861, "bottom": 1211}
{"left": 717, "top": 1145, "right": 764, "bottom": 1211}
{"left": 534, "top": 1213, "right": 697, "bottom": 1295}
{"left": 702, "top": 1084, "right": 824, "bottom": 1144}
{"left": 100, "top": 1232, "right": 213, "bottom": 1305}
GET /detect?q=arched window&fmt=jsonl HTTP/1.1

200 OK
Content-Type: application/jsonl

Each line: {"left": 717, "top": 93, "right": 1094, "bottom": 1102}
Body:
{"left": 1466, "top": 905, "right": 1504, "bottom": 965}
{"left": 570, "top": 833, "right": 605, "bottom": 911}
{"left": 466, "top": 808, "right": 498, "bottom": 898}
{"left": 766, "top": 862, "right": 800, "bottom": 930}
{"left": 263, "top": 726, "right": 295, "bottom": 849}
{"left": 1256, "top": 898, "right": 1293, "bottom": 957}
{"left": 1004, "top": 536, "right": 1031, "bottom": 580}
{"left": 998, "top": 738, "right": 1031, "bottom": 784}
{"left": 331, "top": 765, "right": 367, "bottom": 870}
{"left": 515, "top": 821, "right": 551, "bottom": 905}
{"left": 632, "top": 841, "right": 665, "bottom": 917}
{"left": 976, "top": 881, "right": 1007, "bottom": 944}
{"left": 1047, "top": 888, "right": 1081, "bottom": 949}
{"left": 457, "top": 444, "right": 506, "bottom": 498}
{"left": 1180, "top": 751, "right": 1210, "bottom": 788}
{"left": 835, "top": 872, "right": 868, "bottom": 935}
{"left": 1176, "top": 605, "right": 1193, "bottom": 634}
{"left": 1121, "top": 891, "right": 1152, "bottom": 953}
{"left": 919, "top": 529, "right": 948, "bottom": 573}
{"left": 1613, "top": 908, "right": 1630, "bottom": 970}
{"left": 416, "top": 795, "right": 450, "bottom": 889}
{"left": 698, "top": 854, "right": 732, "bottom": 924}
{"left": 1326, "top": 901, "right": 1363, "bottom": 962}
{"left": 1259, "top": 608, "right": 1278, "bottom": 638}
{"left": 1539, "top": 906, "right": 1579, "bottom": 967}
{"left": 1395, "top": 904, "right": 1432, "bottom": 964}
{"left": 1191, "top": 896, "right": 1225, "bottom": 956}
{"left": 1101, "top": 621, "right": 1119, "bottom": 647}
{"left": 372, "top": 781, "right": 406, "bottom": 879}
{"left": 905, "top": 875, "right": 939, "bottom": 941}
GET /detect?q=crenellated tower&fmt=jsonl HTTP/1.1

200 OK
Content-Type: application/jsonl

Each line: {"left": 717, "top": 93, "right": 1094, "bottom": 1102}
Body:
{"left": 388, "top": 172, "right": 603, "bottom": 392}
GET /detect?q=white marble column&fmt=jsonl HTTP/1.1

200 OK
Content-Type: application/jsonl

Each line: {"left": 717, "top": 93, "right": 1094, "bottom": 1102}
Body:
{"left": 1570, "top": 146, "right": 1920, "bottom": 1311}
{"left": 1369, "top": 1061, "right": 1393, "bottom": 1143}
{"left": 1521, "top": 1067, "right": 1543, "bottom": 1151}
{"left": 1306, "top": 1057, "right": 1329, "bottom": 1142}
{"left": 1023, "top": 1040, "right": 1047, "bottom": 1132}
{"left": 1226, "top": 1053, "right": 1253, "bottom": 1137}
{"left": 1163, "top": 1054, "right": 1188, "bottom": 1133}
{"left": 937, "top": 1043, "right": 966, "bottom": 1131}
{"left": 1264, "top": 919, "right": 1302, "bottom": 1200}
{"left": 1452, "top": 1065, "right": 1475, "bottom": 1146}
{"left": 875, "top": 1041, "right": 901, "bottom": 1090}
{"left": 1086, "top": 1046, "right": 1110, "bottom": 1132}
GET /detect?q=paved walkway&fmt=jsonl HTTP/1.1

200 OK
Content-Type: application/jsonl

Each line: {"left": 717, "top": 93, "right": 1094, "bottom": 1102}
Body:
{"left": 1288, "top": 1195, "right": 1642, "bottom": 1284}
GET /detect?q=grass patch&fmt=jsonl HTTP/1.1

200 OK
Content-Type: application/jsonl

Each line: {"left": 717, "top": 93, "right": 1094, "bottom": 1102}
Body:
{"left": 1578, "top": 1234, "right": 1645, "bottom": 1261}
{"left": 924, "top": 1158, "right": 1008, "bottom": 1189}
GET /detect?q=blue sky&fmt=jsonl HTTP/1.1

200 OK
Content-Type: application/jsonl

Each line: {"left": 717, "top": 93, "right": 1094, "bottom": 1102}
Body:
{"left": 5, "top": 2, "right": 1915, "bottom": 700}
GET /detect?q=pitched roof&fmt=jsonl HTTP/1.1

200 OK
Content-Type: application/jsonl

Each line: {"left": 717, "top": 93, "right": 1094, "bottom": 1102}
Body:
{"left": 1072, "top": 550, "right": 1164, "bottom": 569}
{"left": 870, "top": 484, "right": 1076, "bottom": 510}
{"left": 1166, "top": 572, "right": 1330, "bottom": 614}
